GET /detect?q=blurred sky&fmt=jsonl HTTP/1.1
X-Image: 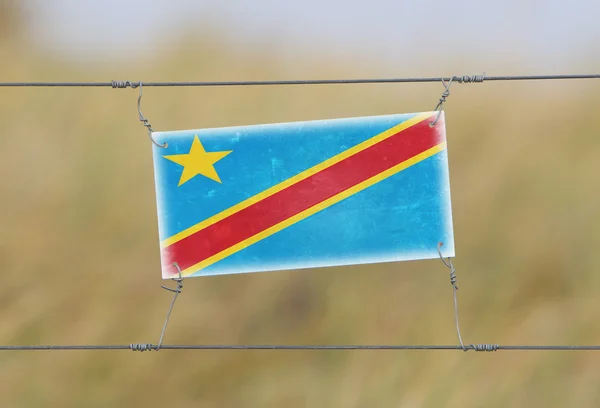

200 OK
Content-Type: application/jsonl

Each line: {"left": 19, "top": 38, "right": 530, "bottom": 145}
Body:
{"left": 19, "top": 0, "right": 600, "bottom": 72}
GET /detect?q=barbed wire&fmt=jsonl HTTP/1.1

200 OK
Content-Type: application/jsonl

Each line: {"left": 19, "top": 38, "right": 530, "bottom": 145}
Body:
{"left": 0, "top": 73, "right": 598, "bottom": 88}
{"left": 1, "top": 344, "right": 600, "bottom": 352}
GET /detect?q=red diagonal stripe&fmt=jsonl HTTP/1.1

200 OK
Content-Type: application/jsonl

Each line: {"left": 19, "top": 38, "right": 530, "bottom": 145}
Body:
{"left": 163, "top": 115, "right": 442, "bottom": 273}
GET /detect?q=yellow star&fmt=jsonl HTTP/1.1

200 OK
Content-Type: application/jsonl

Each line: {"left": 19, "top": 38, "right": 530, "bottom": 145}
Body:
{"left": 163, "top": 135, "right": 232, "bottom": 186}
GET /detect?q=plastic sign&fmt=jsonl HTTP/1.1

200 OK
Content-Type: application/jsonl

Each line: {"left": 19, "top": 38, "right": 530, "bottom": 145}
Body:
{"left": 151, "top": 111, "right": 455, "bottom": 279}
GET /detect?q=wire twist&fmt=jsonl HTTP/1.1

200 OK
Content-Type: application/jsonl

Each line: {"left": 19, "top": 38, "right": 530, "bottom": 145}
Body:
{"left": 453, "top": 74, "right": 486, "bottom": 83}
{"left": 429, "top": 73, "right": 485, "bottom": 127}
{"left": 113, "top": 80, "right": 166, "bottom": 148}
{"left": 437, "top": 242, "right": 466, "bottom": 350}
{"left": 470, "top": 344, "right": 499, "bottom": 352}
{"left": 130, "top": 343, "right": 154, "bottom": 352}
{"left": 429, "top": 78, "right": 453, "bottom": 127}
{"left": 127, "top": 263, "right": 184, "bottom": 352}
{"left": 156, "top": 263, "right": 184, "bottom": 351}
{"left": 136, "top": 82, "right": 167, "bottom": 148}
{"left": 437, "top": 243, "right": 499, "bottom": 353}
{"left": 111, "top": 80, "right": 139, "bottom": 89}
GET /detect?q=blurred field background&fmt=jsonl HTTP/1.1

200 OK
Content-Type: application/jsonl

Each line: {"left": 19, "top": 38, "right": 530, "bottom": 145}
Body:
{"left": 1, "top": 1, "right": 600, "bottom": 407}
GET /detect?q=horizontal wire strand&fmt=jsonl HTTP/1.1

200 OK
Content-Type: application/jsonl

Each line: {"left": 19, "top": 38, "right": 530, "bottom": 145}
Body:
{"left": 2, "top": 344, "right": 600, "bottom": 351}
{"left": 0, "top": 74, "right": 599, "bottom": 87}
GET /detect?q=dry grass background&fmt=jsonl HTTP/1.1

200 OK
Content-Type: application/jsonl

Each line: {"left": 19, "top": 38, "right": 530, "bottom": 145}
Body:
{"left": 1, "top": 3, "right": 600, "bottom": 407}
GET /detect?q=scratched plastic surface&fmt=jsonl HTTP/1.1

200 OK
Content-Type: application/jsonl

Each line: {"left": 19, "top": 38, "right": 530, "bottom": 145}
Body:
{"left": 151, "top": 111, "right": 455, "bottom": 278}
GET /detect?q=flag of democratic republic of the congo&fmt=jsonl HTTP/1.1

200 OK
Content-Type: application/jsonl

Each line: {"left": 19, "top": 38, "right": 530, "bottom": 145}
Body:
{"left": 151, "top": 111, "right": 455, "bottom": 279}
